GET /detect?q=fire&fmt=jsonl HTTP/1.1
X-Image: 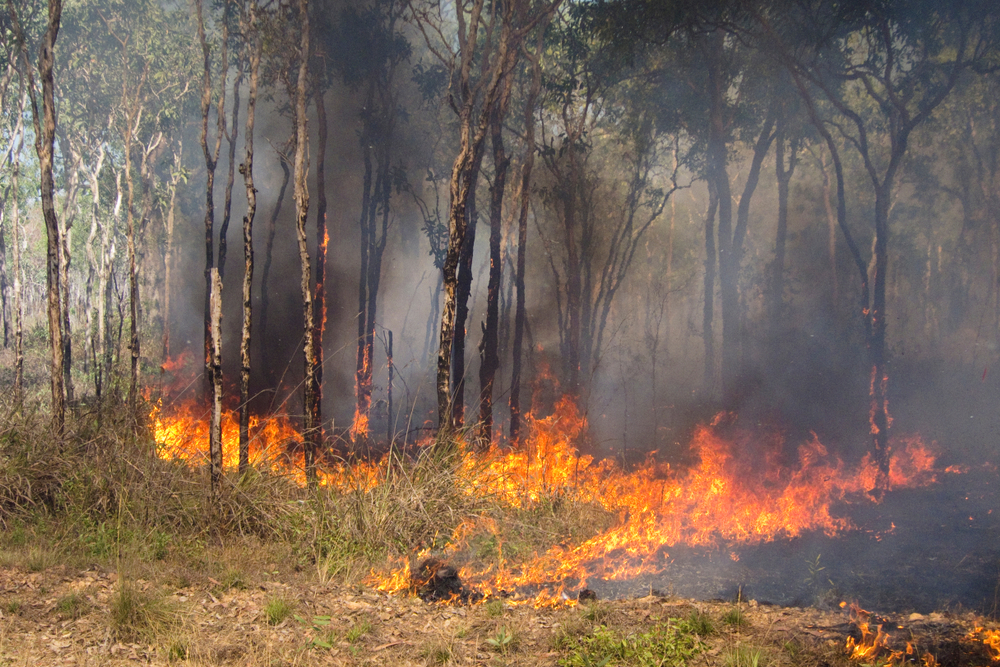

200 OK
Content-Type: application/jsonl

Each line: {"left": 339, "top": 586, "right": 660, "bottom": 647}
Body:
{"left": 152, "top": 388, "right": 941, "bottom": 607}
{"left": 350, "top": 408, "right": 369, "bottom": 441}
{"left": 845, "top": 605, "right": 938, "bottom": 666}
{"left": 966, "top": 627, "right": 1000, "bottom": 662}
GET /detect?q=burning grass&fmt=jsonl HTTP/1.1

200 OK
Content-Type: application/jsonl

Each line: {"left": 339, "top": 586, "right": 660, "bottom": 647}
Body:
{"left": 144, "top": 391, "right": 949, "bottom": 606}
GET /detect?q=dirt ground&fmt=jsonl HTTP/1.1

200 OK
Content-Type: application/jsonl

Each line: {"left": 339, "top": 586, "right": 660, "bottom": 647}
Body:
{"left": 2, "top": 561, "right": 998, "bottom": 667}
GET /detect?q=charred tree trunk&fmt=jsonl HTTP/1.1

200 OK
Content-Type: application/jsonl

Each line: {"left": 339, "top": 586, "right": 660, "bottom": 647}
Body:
{"left": 313, "top": 66, "right": 328, "bottom": 447}
{"left": 239, "top": 4, "right": 261, "bottom": 475}
{"left": 451, "top": 164, "right": 480, "bottom": 430}
{"left": 386, "top": 329, "right": 394, "bottom": 444}
{"left": 434, "top": 0, "right": 524, "bottom": 435}
{"left": 478, "top": 82, "right": 513, "bottom": 444}
{"left": 354, "top": 134, "right": 373, "bottom": 446}
{"left": 293, "top": 0, "right": 317, "bottom": 487}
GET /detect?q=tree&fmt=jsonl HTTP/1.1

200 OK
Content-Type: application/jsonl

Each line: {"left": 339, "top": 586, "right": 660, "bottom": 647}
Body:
{"left": 407, "top": 0, "right": 561, "bottom": 433}
{"left": 11, "top": 0, "right": 66, "bottom": 433}
{"left": 760, "top": 0, "right": 1000, "bottom": 492}
{"left": 293, "top": 0, "right": 318, "bottom": 485}
{"left": 238, "top": 0, "right": 262, "bottom": 474}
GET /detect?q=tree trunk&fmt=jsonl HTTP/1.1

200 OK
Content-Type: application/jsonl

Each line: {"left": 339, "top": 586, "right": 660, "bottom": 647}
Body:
{"left": 509, "top": 20, "right": 547, "bottom": 444}
{"left": 293, "top": 0, "right": 317, "bottom": 487}
{"left": 451, "top": 163, "right": 480, "bottom": 429}
{"left": 197, "top": 0, "right": 226, "bottom": 403}
{"left": 478, "top": 83, "right": 513, "bottom": 444}
{"left": 124, "top": 120, "right": 139, "bottom": 409}
{"left": 12, "top": 138, "right": 24, "bottom": 404}
{"left": 239, "top": 3, "right": 261, "bottom": 475}
{"left": 23, "top": 0, "right": 66, "bottom": 433}
{"left": 354, "top": 135, "right": 373, "bottom": 445}
{"left": 721, "top": 110, "right": 775, "bottom": 396}
{"left": 57, "top": 135, "right": 79, "bottom": 407}
{"left": 312, "top": 66, "right": 328, "bottom": 448}
{"left": 702, "top": 183, "right": 718, "bottom": 393}
{"left": 219, "top": 67, "right": 242, "bottom": 283}
{"left": 435, "top": 0, "right": 519, "bottom": 435}
{"left": 209, "top": 268, "right": 224, "bottom": 500}
{"left": 162, "top": 141, "right": 182, "bottom": 359}
{"left": 770, "top": 123, "right": 797, "bottom": 328}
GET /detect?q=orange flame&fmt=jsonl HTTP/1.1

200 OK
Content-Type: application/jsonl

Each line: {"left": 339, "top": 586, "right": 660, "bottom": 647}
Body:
{"left": 845, "top": 605, "right": 937, "bottom": 666}
{"left": 966, "top": 626, "right": 1000, "bottom": 662}
{"left": 153, "top": 388, "right": 941, "bottom": 607}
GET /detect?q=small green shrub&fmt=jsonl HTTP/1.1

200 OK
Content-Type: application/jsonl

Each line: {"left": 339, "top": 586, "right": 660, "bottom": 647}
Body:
{"left": 687, "top": 609, "right": 716, "bottom": 636}
{"left": 486, "top": 625, "right": 518, "bottom": 656}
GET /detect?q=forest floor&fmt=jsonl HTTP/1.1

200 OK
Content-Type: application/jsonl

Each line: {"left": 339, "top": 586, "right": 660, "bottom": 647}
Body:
{"left": 1, "top": 549, "right": 998, "bottom": 667}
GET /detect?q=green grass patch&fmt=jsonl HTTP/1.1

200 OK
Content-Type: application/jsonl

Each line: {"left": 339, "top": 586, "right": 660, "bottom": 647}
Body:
{"left": 723, "top": 644, "right": 768, "bottom": 667}
{"left": 263, "top": 595, "right": 295, "bottom": 625}
{"left": 558, "top": 619, "right": 705, "bottom": 667}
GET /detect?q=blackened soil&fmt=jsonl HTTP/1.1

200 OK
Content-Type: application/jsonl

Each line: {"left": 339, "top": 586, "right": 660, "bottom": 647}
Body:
{"left": 585, "top": 468, "right": 1000, "bottom": 615}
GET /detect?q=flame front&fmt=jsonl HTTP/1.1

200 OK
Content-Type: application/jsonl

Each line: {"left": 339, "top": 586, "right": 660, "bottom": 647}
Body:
{"left": 153, "top": 393, "right": 940, "bottom": 606}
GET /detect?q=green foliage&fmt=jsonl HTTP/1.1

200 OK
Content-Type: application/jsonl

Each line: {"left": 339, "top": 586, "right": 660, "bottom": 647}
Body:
{"left": 686, "top": 610, "right": 716, "bottom": 636}
{"left": 345, "top": 619, "right": 371, "bottom": 644}
{"left": 263, "top": 596, "right": 295, "bottom": 626}
{"left": 558, "top": 619, "right": 705, "bottom": 667}
{"left": 486, "top": 625, "right": 518, "bottom": 655}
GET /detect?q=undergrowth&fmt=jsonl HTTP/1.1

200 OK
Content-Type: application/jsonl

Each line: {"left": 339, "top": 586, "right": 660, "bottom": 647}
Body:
{"left": 558, "top": 617, "right": 708, "bottom": 667}
{"left": 0, "top": 389, "right": 614, "bottom": 598}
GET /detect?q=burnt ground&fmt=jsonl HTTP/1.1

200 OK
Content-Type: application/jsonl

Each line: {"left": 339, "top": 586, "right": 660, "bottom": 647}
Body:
{"left": 1, "top": 561, "right": 999, "bottom": 667}
{"left": 580, "top": 467, "right": 1000, "bottom": 615}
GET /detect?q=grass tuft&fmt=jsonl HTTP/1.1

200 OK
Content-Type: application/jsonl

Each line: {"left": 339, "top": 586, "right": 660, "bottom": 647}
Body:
{"left": 263, "top": 595, "right": 295, "bottom": 625}
{"left": 109, "top": 579, "right": 174, "bottom": 641}
{"left": 723, "top": 606, "right": 749, "bottom": 629}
